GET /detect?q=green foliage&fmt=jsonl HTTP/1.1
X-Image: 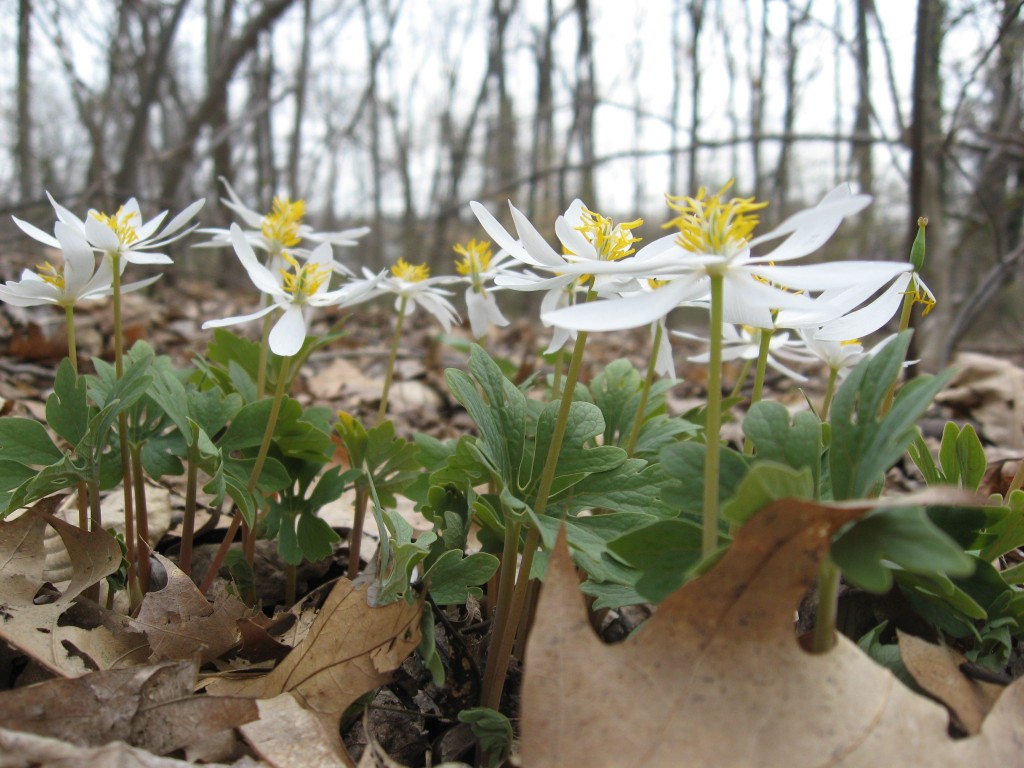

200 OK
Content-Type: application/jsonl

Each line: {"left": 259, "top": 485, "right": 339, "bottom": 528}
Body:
{"left": 742, "top": 401, "right": 822, "bottom": 492}
{"left": 265, "top": 463, "right": 346, "bottom": 565}
{"left": 457, "top": 708, "right": 513, "bottom": 768}
{"left": 335, "top": 413, "right": 421, "bottom": 507}
{"left": 828, "top": 331, "right": 952, "bottom": 501}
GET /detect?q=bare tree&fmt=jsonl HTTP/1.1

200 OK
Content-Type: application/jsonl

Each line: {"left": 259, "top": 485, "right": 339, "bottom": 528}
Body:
{"left": 286, "top": 0, "right": 313, "bottom": 198}
{"left": 15, "top": 0, "right": 33, "bottom": 202}
{"left": 773, "top": 0, "right": 814, "bottom": 215}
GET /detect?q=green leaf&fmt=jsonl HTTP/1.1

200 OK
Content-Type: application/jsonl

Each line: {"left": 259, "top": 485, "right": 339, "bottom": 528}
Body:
{"left": 296, "top": 512, "right": 340, "bottom": 563}
{"left": 607, "top": 518, "right": 706, "bottom": 602}
{"left": 938, "top": 421, "right": 961, "bottom": 486}
{"left": 721, "top": 462, "right": 815, "bottom": 526}
{"left": 457, "top": 708, "right": 513, "bottom": 768}
{"left": 981, "top": 490, "right": 1024, "bottom": 561}
{"left": 422, "top": 549, "right": 499, "bottom": 605}
{"left": 377, "top": 509, "right": 437, "bottom": 605}
{"left": 831, "top": 506, "right": 975, "bottom": 593}
{"left": 660, "top": 441, "right": 749, "bottom": 519}
{"left": 955, "top": 424, "right": 986, "bottom": 492}
{"left": 418, "top": 607, "right": 445, "bottom": 686}
{"left": 742, "top": 400, "right": 822, "bottom": 490}
{"left": 829, "top": 331, "right": 952, "bottom": 500}
{"left": 0, "top": 418, "right": 63, "bottom": 466}
{"left": 46, "top": 358, "right": 88, "bottom": 445}
{"left": 857, "top": 622, "right": 916, "bottom": 689}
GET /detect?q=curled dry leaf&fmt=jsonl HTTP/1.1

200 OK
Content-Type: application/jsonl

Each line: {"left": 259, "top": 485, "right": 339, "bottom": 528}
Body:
{"left": 897, "top": 629, "right": 1004, "bottom": 736}
{"left": 521, "top": 499, "right": 1024, "bottom": 767}
{"left": 239, "top": 692, "right": 352, "bottom": 768}
{"left": 130, "top": 553, "right": 252, "bottom": 664}
{"left": 207, "top": 578, "right": 421, "bottom": 738}
{"left": 0, "top": 499, "right": 127, "bottom": 676}
{"left": 0, "top": 660, "right": 256, "bottom": 755}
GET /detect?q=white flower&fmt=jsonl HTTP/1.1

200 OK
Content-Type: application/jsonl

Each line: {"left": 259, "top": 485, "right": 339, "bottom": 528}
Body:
{"left": 675, "top": 324, "right": 815, "bottom": 383}
{"left": 372, "top": 258, "right": 460, "bottom": 333}
{"left": 197, "top": 178, "right": 368, "bottom": 275}
{"left": 0, "top": 222, "right": 159, "bottom": 308}
{"left": 541, "top": 183, "right": 910, "bottom": 332}
{"left": 15, "top": 193, "right": 204, "bottom": 270}
{"left": 202, "top": 224, "right": 380, "bottom": 356}
{"left": 809, "top": 271, "right": 935, "bottom": 341}
{"left": 453, "top": 238, "right": 515, "bottom": 338}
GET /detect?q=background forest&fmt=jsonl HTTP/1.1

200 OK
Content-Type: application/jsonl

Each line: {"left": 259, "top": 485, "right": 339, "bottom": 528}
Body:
{"left": 1, "top": 0, "right": 1022, "bottom": 367}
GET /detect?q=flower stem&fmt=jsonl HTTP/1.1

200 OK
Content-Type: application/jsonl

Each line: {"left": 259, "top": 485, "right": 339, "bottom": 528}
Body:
{"left": 625, "top": 321, "right": 664, "bottom": 457}
{"left": 179, "top": 445, "right": 199, "bottom": 578}
{"left": 378, "top": 296, "right": 408, "bottom": 421}
{"left": 198, "top": 354, "right": 290, "bottom": 594}
{"left": 481, "top": 327, "right": 590, "bottom": 711}
{"left": 728, "top": 358, "right": 754, "bottom": 399}
{"left": 130, "top": 442, "right": 151, "bottom": 592}
{"left": 256, "top": 312, "right": 273, "bottom": 398}
{"left": 743, "top": 326, "right": 774, "bottom": 455}
{"left": 111, "top": 257, "right": 139, "bottom": 597}
{"left": 347, "top": 486, "right": 369, "bottom": 579}
{"left": 881, "top": 283, "right": 918, "bottom": 415}
{"left": 64, "top": 305, "right": 91, "bottom": 535}
{"left": 702, "top": 274, "right": 725, "bottom": 558}
{"left": 811, "top": 555, "right": 840, "bottom": 652}
{"left": 820, "top": 366, "right": 840, "bottom": 421}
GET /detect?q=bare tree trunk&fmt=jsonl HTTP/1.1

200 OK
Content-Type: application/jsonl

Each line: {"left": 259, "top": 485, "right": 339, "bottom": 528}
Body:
{"left": 206, "top": 0, "right": 235, "bottom": 209}
{"left": 286, "top": 0, "right": 313, "bottom": 198}
{"left": 774, "top": 0, "right": 813, "bottom": 215}
{"left": 907, "top": 0, "right": 945, "bottom": 368}
{"left": 113, "top": 0, "right": 191, "bottom": 202}
{"left": 16, "top": 0, "right": 33, "bottom": 202}
{"left": 749, "top": 0, "right": 769, "bottom": 200}
{"left": 687, "top": 0, "right": 705, "bottom": 193}
{"left": 160, "top": 0, "right": 298, "bottom": 203}
{"left": 528, "top": 0, "right": 557, "bottom": 219}
{"left": 669, "top": 0, "right": 685, "bottom": 193}
{"left": 251, "top": 39, "right": 276, "bottom": 209}
{"left": 851, "top": 0, "right": 875, "bottom": 247}
{"left": 361, "top": 0, "right": 385, "bottom": 267}
{"left": 564, "top": 0, "right": 596, "bottom": 207}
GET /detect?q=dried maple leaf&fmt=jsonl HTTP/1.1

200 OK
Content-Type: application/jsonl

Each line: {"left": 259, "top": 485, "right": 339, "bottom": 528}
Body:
{"left": 207, "top": 578, "right": 421, "bottom": 738}
{"left": 521, "top": 499, "right": 1024, "bottom": 767}
{"left": 130, "top": 553, "right": 252, "bottom": 663}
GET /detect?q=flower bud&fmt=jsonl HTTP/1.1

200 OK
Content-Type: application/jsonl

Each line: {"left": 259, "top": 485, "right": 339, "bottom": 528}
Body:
{"left": 910, "top": 217, "right": 927, "bottom": 272}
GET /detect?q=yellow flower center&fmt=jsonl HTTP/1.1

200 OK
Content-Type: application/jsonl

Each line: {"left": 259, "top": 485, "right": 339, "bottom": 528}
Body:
{"left": 665, "top": 180, "right": 767, "bottom": 257}
{"left": 261, "top": 197, "right": 306, "bottom": 250}
{"left": 391, "top": 258, "right": 430, "bottom": 283}
{"left": 37, "top": 261, "right": 66, "bottom": 291}
{"left": 907, "top": 276, "right": 936, "bottom": 316}
{"left": 91, "top": 206, "right": 140, "bottom": 246}
{"left": 576, "top": 208, "right": 643, "bottom": 262}
{"left": 454, "top": 239, "right": 493, "bottom": 276}
{"left": 279, "top": 252, "right": 329, "bottom": 301}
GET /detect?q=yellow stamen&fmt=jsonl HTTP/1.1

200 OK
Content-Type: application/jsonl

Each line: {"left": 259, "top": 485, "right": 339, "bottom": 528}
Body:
{"left": 37, "top": 261, "right": 66, "bottom": 291}
{"left": 262, "top": 197, "right": 306, "bottom": 249}
{"left": 91, "top": 206, "right": 140, "bottom": 246}
{"left": 391, "top": 258, "right": 430, "bottom": 283}
{"left": 576, "top": 208, "right": 643, "bottom": 262}
{"left": 665, "top": 180, "right": 767, "bottom": 257}
{"left": 454, "top": 239, "right": 493, "bottom": 276}
{"left": 279, "top": 252, "right": 329, "bottom": 300}
{"left": 840, "top": 338, "right": 862, "bottom": 347}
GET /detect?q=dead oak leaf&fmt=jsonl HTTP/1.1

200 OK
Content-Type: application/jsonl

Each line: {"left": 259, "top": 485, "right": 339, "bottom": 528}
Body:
{"left": 0, "top": 660, "right": 256, "bottom": 755}
{"left": 898, "top": 629, "right": 1004, "bottom": 735}
{"left": 130, "top": 553, "right": 252, "bottom": 664}
{"left": 0, "top": 500, "right": 127, "bottom": 676}
{"left": 521, "top": 499, "right": 1024, "bottom": 767}
{"left": 239, "top": 692, "right": 352, "bottom": 768}
{"left": 207, "top": 578, "right": 421, "bottom": 730}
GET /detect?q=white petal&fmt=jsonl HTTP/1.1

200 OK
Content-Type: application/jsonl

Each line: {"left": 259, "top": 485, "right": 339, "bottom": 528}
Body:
{"left": 555, "top": 215, "right": 597, "bottom": 260}
{"left": 542, "top": 276, "right": 704, "bottom": 331}
{"left": 269, "top": 305, "right": 307, "bottom": 357}
{"left": 230, "top": 224, "right": 282, "bottom": 296}
{"left": 85, "top": 215, "right": 122, "bottom": 253}
{"left": 465, "top": 289, "right": 490, "bottom": 338}
{"left": 654, "top": 320, "right": 675, "bottom": 378}
{"left": 469, "top": 201, "right": 527, "bottom": 259}
{"left": 814, "top": 273, "right": 912, "bottom": 341}
{"left": 202, "top": 303, "right": 279, "bottom": 329}
{"left": 46, "top": 192, "right": 86, "bottom": 231}
{"left": 54, "top": 222, "right": 98, "bottom": 296}
{"left": 495, "top": 272, "right": 575, "bottom": 292}
{"left": 157, "top": 198, "right": 205, "bottom": 239}
{"left": 12, "top": 217, "right": 61, "bottom": 249}
{"left": 749, "top": 261, "right": 910, "bottom": 291}
{"left": 123, "top": 250, "right": 174, "bottom": 266}
{"left": 509, "top": 203, "right": 566, "bottom": 269}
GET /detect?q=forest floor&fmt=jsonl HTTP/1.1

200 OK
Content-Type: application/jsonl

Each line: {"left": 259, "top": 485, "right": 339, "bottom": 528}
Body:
{"left": 0, "top": 279, "right": 1023, "bottom": 766}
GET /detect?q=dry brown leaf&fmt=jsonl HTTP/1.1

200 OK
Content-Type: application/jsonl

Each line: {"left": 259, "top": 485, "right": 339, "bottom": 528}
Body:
{"left": 521, "top": 500, "right": 1024, "bottom": 767}
{"left": 0, "top": 660, "right": 256, "bottom": 755}
{"left": 0, "top": 501, "right": 126, "bottom": 676}
{"left": 0, "top": 725, "right": 264, "bottom": 767}
{"left": 206, "top": 578, "right": 421, "bottom": 731}
{"left": 239, "top": 693, "right": 352, "bottom": 768}
{"left": 898, "top": 629, "right": 1004, "bottom": 735}
{"left": 130, "top": 554, "right": 252, "bottom": 663}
